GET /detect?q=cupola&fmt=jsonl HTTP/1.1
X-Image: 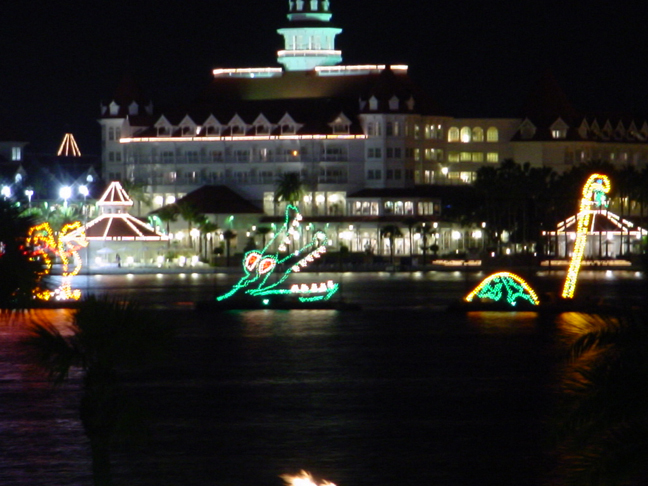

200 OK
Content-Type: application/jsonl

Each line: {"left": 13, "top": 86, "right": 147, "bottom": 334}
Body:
{"left": 277, "top": 0, "right": 342, "bottom": 71}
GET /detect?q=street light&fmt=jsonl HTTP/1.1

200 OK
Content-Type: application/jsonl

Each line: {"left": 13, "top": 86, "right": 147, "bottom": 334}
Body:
{"left": 59, "top": 186, "right": 72, "bottom": 207}
{"left": 79, "top": 185, "right": 89, "bottom": 217}
{"left": 2, "top": 185, "right": 11, "bottom": 200}
{"left": 24, "top": 188, "right": 34, "bottom": 207}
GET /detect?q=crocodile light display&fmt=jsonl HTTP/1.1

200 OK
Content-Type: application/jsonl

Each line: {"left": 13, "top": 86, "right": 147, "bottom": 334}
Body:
{"left": 217, "top": 205, "right": 338, "bottom": 304}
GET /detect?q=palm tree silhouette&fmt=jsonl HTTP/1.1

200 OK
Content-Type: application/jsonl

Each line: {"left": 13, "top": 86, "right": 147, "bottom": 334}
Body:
{"left": 24, "top": 296, "right": 174, "bottom": 486}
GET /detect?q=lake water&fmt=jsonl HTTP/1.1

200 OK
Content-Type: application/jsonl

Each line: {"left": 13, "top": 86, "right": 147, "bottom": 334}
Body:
{"left": 0, "top": 270, "right": 644, "bottom": 485}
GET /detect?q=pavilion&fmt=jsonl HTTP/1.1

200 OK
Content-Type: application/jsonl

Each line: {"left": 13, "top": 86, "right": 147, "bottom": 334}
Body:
{"left": 64, "top": 181, "right": 169, "bottom": 267}
{"left": 543, "top": 209, "right": 647, "bottom": 260}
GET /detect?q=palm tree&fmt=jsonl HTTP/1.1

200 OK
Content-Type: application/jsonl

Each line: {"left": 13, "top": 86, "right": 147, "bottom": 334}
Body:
{"left": 176, "top": 201, "right": 200, "bottom": 248}
{"left": 554, "top": 311, "right": 648, "bottom": 485}
{"left": 197, "top": 218, "right": 219, "bottom": 261}
{"left": 24, "top": 296, "right": 174, "bottom": 486}
{"left": 255, "top": 226, "right": 273, "bottom": 251}
{"left": 122, "top": 180, "right": 152, "bottom": 217}
{"left": 415, "top": 222, "right": 433, "bottom": 266}
{"left": 380, "top": 224, "right": 403, "bottom": 264}
{"left": 274, "top": 172, "right": 305, "bottom": 213}
{"left": 222, "top": 229, "right": 237, "bottom": 267}
{"left": 154, "top": 204, "right": 179, "bottom": 247}
{"left": 403, "top": 216, "right": 420, "bottom": 261}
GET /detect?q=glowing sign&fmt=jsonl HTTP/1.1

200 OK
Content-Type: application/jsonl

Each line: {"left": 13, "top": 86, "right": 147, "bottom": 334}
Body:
{"left": 27, "top": 222, "right": 87, "bottom": 301}
{"left": 561, "top": 174, "right": 611, "bottom": 299}
{"left": 465, "top": 272, "right": 540, "bottom": 307}
{"left": 216, "top": 205, "right": 339, "bottom": 304}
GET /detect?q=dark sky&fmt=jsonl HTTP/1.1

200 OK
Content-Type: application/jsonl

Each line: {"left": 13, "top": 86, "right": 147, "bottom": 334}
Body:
{"left": 2, "top": 0, "right": 647, "bottom": 155}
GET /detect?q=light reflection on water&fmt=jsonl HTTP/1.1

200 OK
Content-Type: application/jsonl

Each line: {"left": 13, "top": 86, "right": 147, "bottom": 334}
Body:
{"left": 0, "top": 274, "right": 644, "bottom": 485}
{"left": 0, "top": 310, "right": 90, "bottom": 485}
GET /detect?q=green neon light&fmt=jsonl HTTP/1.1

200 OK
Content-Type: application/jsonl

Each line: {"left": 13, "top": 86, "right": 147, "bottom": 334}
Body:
{"left": 466, "top": 272, "right": 539, "bottom": 307}
{"left": 216, "top": 204, "right": 339, "bottom": 304}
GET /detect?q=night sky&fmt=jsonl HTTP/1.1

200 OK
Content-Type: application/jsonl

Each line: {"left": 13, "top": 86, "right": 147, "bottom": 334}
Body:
{"left": 2, "top": 0, "right": 647, "bottom": 155}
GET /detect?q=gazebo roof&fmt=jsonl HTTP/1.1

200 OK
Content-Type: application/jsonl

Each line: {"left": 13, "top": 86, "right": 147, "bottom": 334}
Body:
{"left": 545, "top": 209, "right": 647, "bottom": 236}
{"left": 77, "top": 213, "right": 169, "bottom": 241}
{"left": 62, "top": 181, "right": 168, "bottom": 241}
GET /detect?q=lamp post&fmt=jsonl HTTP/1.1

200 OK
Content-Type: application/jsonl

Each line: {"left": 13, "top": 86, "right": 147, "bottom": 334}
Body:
{"left": 24, "top": 188, "right": 34, "bottom": 207}
{"left": 1, "top": 185, "right": 11, "bottom": 200}
{"left": 79, "top": 185, "right": 89, "bottom": 217}
{"left": 59, "top": 186, "right": 72, "bottom": 208}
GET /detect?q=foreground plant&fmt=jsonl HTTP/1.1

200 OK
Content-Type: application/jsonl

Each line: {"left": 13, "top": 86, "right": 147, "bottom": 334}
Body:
{"left": 554, "top": 312, "right": 648, "bottom": 486}
{"left": 24, "top": 295, "right": 174, "bottom": 486}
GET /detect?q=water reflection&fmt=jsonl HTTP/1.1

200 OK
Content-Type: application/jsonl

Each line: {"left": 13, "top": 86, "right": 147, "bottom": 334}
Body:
{"left": 241, "top": 309, "right": 340, "bottom": 338}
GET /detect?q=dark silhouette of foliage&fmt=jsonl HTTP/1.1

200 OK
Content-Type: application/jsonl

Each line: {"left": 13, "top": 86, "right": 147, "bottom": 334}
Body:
{"left": 554, "top": 312, "right": 648, "bottom": 485}
{"left": 0, "top": 199, "right": 44, "bottom": 308}
{"left": 24, "top": 296, "right": 174, "bottom": 486}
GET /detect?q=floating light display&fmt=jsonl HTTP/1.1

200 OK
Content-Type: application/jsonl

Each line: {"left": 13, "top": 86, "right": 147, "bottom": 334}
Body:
{"left": 561, "top": 174, "right": 611, "bottom": 299}
{"left": 281, "top": 470, "right": 336, "bottom": 486}
{"left": 27, "top": 222, "right": 87, "bottom": 301}
{"left": 465, "top": 271, "right": 540, "bottom": 307}
{"left": 216, "top": 205, "right": 339, "bottom": 304}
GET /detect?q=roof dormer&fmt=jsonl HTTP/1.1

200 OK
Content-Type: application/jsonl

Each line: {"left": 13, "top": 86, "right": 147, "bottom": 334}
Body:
{"left": 252, "top": 114, "right": 273, "bottom": 135}
{"left": 179, "top": 115, "right": 198, "bottom": 137}
{"left": 389, "top": 96, "right": 399, "bottom": 111}
{"left": 128, "top": 101, "right": 139, "bottom": 116}
{"left": 203, "top": 114, "right": 222, "bottom": 136}
{"left": 550, "top": 117, "right": 569, "bottom": 139}
{"left": 578, "top": 119, "right": 589, "bottom": 139}
{"left": 154, "top": 115, "right": 173, "bottom": 136}
{"left": 278, "top": 113, "right": 302, "bottom": 134}
{"left": 228, "top": 114, "right": 248, "bottom": 135}
{"left": 518, "top": 118, "right": 537, "bottom": 140}
{"left": 329, "top": 112, "right": 351, "bottom": 134}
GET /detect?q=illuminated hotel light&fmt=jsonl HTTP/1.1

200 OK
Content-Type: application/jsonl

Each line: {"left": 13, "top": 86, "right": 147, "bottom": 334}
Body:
{"left": 120, "top": 134, "right": 367, "bottom": 144}
{"left": 561, "top": 174, "right": 611, "bottom": 299}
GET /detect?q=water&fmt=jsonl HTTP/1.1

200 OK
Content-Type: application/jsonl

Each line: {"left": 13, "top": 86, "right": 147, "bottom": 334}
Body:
{"left": 0, "top": 271, "right": 644, "bottom": 485}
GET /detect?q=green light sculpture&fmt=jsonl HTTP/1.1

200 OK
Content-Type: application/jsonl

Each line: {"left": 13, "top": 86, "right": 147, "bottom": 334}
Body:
{"left": 465, "top": 271, "right": 540, "bottom": 307}
{"left": 217, "top": 205, "right": 339, "bottom": 304}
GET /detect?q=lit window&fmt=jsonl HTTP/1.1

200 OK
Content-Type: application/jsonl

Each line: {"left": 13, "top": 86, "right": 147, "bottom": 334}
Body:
{"left": 486, "top": 127, "right": 499, "bottom": 142}
{"left": 551, "top": 129, "right": 567, "bottom": 139}
{"left": 448, "top": 127, "right": 460, "bottom": 142}
{"left": 11, "top": 147, "right": 21, "bottom": 161}
{"left": 487, "top": 152, "right": 499, "bottom": 163}
{"left": 448, "top": 152, "right": 460, "bottom": 163}
{"left": 460, "top": 127, "right": 471, "bottom": 143}
{"left": 472, "top": 127, "right": 484, "bottom": 142}
{"left": 460, "top": 152, "right": 472, "bottom": 161}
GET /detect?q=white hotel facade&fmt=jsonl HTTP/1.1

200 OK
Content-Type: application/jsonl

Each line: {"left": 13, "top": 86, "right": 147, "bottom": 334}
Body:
{"left": 99, "top": 1, "right": 648, "bottom": 258}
